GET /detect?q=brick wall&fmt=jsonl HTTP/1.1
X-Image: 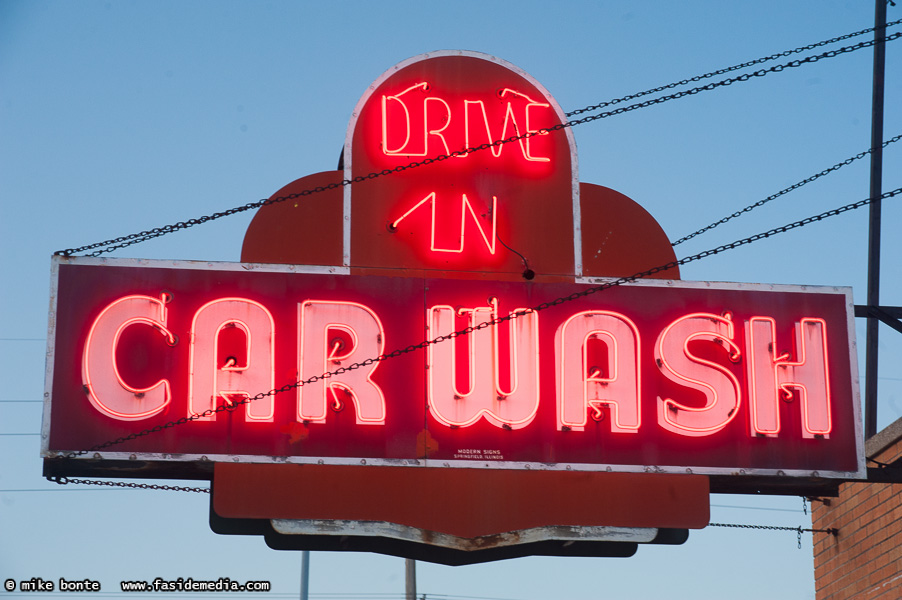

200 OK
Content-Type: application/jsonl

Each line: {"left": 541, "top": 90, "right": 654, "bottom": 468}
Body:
{"left": 812, "top": 418, "right": 902, "bottom": 599}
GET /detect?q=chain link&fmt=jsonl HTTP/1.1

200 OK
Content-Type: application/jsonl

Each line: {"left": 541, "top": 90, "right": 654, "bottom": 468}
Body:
{"left": 677, "top": 134, "right": 902, "bottom": 245}
{"left": 47, "top": 476, "right": 209, "bottom": 493}
{"left": 673, "top": 133, "right": 902, "bottom": 246}
{"left": 47, "top": 24, "right": 902, "bottom": 492}
{"left": 51, "top": 185, "right": 902, "bottom": 462}
{"left": 54, "top": 28, "right": 900, "bottom": 258}
{"left": 566, "top": 18, "right": 902, "bottom": 118}
{"left": 708, "top": 522, "right": 838, "bottom": 549}
{"left": 558, "top": 31, "right": 902, "bottom": 130}
{"left": 50, "top": 188, "right": 902, "bottom": 491}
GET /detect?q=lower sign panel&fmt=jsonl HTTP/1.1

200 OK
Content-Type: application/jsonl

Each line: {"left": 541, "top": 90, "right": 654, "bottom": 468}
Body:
{"left": 210, "top": 464, "right": 699, "bottom": 565}
{"left": 260, "top": 527, "right": 654, "bottom": 566}
{"left": 212, "top": 463, "right": 710, "bottom": 536}
{"left": 261, "top": 527, "right": 682, "bottom": 566}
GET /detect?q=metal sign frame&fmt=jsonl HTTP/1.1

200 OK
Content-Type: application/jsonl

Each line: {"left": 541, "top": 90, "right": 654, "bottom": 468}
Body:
{"left": 43, "top": 256, "right": 865, "bottom": 482}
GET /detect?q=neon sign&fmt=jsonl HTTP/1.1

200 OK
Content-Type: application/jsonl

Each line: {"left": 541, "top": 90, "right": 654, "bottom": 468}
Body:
{"left": 45, "top": 52, "right": 864, "bottom": 557}
{"left": 242, "top": 51, "right": 681, "bottom": 283}
{"left": 345, "top": 51, "right": 582, "bottom": 276}
{"left": 46, "top": 52, "right": 862, "bottom": 493}
{"left": 47, "top": 257, "right": 863, "bottom": 479}
{"left": 390, "top": 192, "right": 498, "bottom": 255}
{"left": 380, "top": 83, "right": 551, "bottom": 162}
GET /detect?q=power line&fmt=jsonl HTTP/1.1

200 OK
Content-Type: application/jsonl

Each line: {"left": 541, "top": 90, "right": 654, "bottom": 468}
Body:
{"left": 711, "top": 504, "right": 805, "bottom": 514}
{"left": 0, "top": 595, "right": 523, "bottom": 600}
{"left": 1, "top": 595, "right": 282, "bottom": 600}
{"left": 307, "top": 595, "right": 524, "bottom": 600}
{"left": 0, "top": 488, "right": 130, "bottom": 493}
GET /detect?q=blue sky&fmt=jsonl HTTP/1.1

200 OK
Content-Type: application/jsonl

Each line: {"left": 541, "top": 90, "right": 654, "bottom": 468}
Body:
{"left": 1, "top": 1, "right": 900, "bottom": 599}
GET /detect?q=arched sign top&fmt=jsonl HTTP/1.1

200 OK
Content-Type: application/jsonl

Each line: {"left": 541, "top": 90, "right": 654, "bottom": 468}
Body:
{"left": 241, "top": 50, "right": 680, "bottom": 283}
{"left": 345, "top": 50, "right": 577, "bottom": 169}
{"left": 343, "top": 51, "right": 581, "bottom": 277}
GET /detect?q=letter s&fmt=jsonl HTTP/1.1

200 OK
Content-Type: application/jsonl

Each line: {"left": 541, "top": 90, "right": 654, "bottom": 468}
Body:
{"left": 655, "top": 313, "right": 741, "bottom": 437}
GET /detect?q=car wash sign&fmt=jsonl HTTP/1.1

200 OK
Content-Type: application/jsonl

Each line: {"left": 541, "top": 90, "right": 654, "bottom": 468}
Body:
{"left": 44, "top": 257, "right": 862, "bottom": 478}
{"left": 43, "top": 51, "right": 863, "bottom": 481}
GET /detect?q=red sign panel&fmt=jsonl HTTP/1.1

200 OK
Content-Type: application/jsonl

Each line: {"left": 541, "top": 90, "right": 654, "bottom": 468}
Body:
{"left": 43, "top": 256, "right": 864, "bottom": 479}
{"left": 241, "top": 51, "right": 680, "bottom": 283}
{"left": 344, "top": 51, "right": 580, "bottom": 277}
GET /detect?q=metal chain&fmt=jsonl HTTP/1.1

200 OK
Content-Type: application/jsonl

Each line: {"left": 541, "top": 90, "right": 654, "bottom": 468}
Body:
{"left": 54, "top": 187, "right": 338, "bottom": 257}
{"left": 53, "top": 29, "right": 901, "bottom": 258}
{"left": 51, "top": 186, "right": 902, "bottom": 462}
{"left": 560, "top": 31, "right": 902, "bottom": 129}
{"left": 708, "top": 522, "right": 838, "bottom": 549}
{"left": 47, "top": 25, "right": 902, "bottom": 492}
{"left": 47, "top": 476, "right": 209, "bottom": 494}
{"left": 566, "top": 18, "right": 902, "bottom": 117}
{"left": 673, "top": 133, "right": 902, "bottom": 246}
{"left": 50, "top": 186, "right": 902, "bottom": 490}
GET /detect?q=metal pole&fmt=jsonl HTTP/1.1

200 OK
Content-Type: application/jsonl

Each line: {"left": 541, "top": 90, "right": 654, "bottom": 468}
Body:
{"left": 865, "top": 0, "right": 887, "bottom": 439}
{"left": 405, "top": 559, "right": 417, "bottom": 600}
{"left": 300, "top": 551, "right": 310, "bottom": 600}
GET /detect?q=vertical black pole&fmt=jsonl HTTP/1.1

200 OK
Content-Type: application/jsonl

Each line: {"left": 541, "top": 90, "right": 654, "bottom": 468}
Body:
{"left": 405, "top": 559, "right": 417, "bottom": 600}
{"left": 865, "top": 0, "right": 887, "bottom": 439}
{"left": 300, "top": 551, "right": 310, "bottom": 600}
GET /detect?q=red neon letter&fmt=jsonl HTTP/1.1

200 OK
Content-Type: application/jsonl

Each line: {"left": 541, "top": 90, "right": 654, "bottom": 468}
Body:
{"left": 391, "top": 191, "right": 498, "bottom": 255}
{"left": 381, "top": 83, "right": 452, "bottom": 157}
{"left": 82, "top": 294, "right": 175, "bottom": 421}
{"left": 464, "top": 89, "right": 550, "bottom": 162}
{"left": 382, "top": 83, "right": 422, "bottom": 155}
{"left": 555, "top": 311, "right": 640, "bottom": 432}
{"left": 746, "top": 317, "right": 832, "bottom": 438}
{"left": 298, "top": 301, "right": 386, "bottom": 425}
{"left": 188, "top": 298, "right": 276, "bottom": 422}
{"left": 427, "top": 300, "right": 539, "bottom": 429}
{"left": 655, "top": 313, "right": 742, "bottom": 437}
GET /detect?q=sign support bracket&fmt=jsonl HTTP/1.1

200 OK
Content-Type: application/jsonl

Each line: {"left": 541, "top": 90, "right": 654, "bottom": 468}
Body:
{"left": 864, "top": 0, "right": 889, "bottom": 439}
